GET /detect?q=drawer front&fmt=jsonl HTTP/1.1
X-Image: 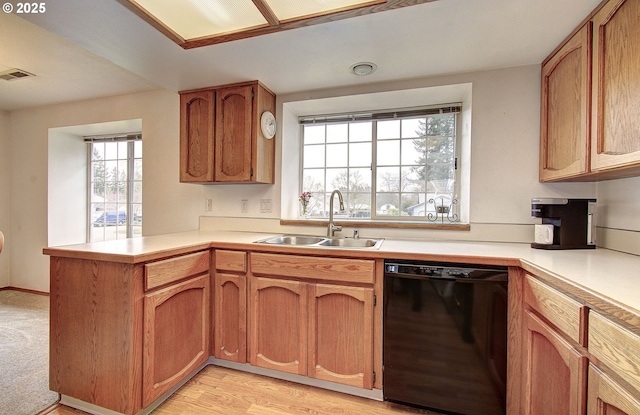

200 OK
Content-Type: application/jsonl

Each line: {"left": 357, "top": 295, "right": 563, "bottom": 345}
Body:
{"left": 589, "top": 311, "right": 640, "bottom": 395}
{"left": 215, "top": 250, "right": 247, "bottom": 273}
{"left": 251, "top": 253, "right": 374, "bottom": 284}
{"left": 145, "top": 250, "right": 210, "bottom": 290}
{"left": 524, "top": 275, "right": 585, "bottom": 344}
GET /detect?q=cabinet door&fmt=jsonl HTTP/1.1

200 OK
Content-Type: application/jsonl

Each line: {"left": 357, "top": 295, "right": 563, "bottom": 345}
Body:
{"left": 588, "top": 364, "right": 640, "bottom": 415}
{"left": 540, "top": 23, "right": 592, "bottom": 181}
{"left": 213, "top": 273, "right": 246, "bottom": 363}
{"left": 591, "top": 0, "right": 640, "bottom": 173}
{"left": 249, "top": 277, "right": 307, "bottom": 375}
{"left": 308, "top": 284, "right": 374, "bottom": 389}
{"left": 215, "top": 85, "right": 253, "bottom": 182}
{"left": 143, "top": 275, "right": 210, "bottom": 407}
{"left": 180, "top": 91, "right": 215, "bottom": 182}
{"left": 522, "top": 310, "right": 587, "bottom": 415}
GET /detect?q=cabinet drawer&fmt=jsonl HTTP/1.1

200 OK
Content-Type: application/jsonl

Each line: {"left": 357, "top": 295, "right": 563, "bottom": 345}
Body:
{"left": 215, "top": 250, "right": 246, "bottom": 273}
{"left": 524, "top": 275, "right": 585, "bottom": 345}
{"left": 145, "top": 251, "right": 210, "bottom": 290}
{"left": 589, "top": 311, "right": 640, "bottom": 395}
{"left": 251, "top": 253, "right": 374, "bottom": 284}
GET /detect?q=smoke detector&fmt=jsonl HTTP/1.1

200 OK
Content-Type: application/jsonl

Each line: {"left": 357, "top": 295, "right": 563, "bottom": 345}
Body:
{"left": 0, "top": 68, "right": 35, "bottom": 81}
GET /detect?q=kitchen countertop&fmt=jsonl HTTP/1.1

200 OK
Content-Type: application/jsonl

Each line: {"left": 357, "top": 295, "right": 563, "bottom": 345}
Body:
{"left": 44, "top": 230, "right": 640, "bottom": 321}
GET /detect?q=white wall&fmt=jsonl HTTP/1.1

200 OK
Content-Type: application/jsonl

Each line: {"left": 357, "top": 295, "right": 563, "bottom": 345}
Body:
{"left": 8, "top": 89, "right": 203, "bottom": 292}
{"left": 0, "top": 110, "right": 10, "bottom": 287}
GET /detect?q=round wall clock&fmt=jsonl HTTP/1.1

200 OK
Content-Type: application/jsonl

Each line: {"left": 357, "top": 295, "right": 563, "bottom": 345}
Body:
{"left": 260, "top": 111, "right": 276, "bottom": 139}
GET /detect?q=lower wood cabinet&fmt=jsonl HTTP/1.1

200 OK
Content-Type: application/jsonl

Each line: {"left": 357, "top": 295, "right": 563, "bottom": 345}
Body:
{"left": 522, "top": 309, "right": 588, "bottom": 415}
{"left": 308, "top": 283, "right": 374, "bottom": 389}
{"left": 213, "top": 272, "right": 247, "bottom": 363}
{"left": 143, "top": 274, "right": 210, "bottom": 407}
{"left": 588, "top": 364, "right": 640, "bottom": 415}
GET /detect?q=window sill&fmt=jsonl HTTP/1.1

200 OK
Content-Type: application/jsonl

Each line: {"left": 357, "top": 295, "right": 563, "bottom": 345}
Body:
{"left": 280, "top": 219, "right": 470, "bottom": 231}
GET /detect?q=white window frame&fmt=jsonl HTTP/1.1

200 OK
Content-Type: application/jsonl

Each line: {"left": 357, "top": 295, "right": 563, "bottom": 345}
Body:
{"left": 299, "top": 105, "right": 461, "bottom": 223}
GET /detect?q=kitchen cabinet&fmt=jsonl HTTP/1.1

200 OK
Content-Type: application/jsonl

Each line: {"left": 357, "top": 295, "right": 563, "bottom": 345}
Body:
{"left": 249, "top": 252, "right": 376, "bottom": 389}
{"left": 213, "top": 250, "right": 247, "bottom": 363}
{"left": 142, "top": 251, "right": 211, "bottom": 407}
{"left": 590, "top": 0, "right": 640, "bottom": 176}
{"left": 521, "top": 275, "right": 588, "bottom": 415}
{"left": 179, "top": 80, "right": 276, "bottom": 184}
{"left": 588, "top": 311, "right": 640, "bottom": 415}
{"left": 539, "top": 23, "right": 591, "bottom": 182}
{"left": 540, "top": 0, "right": 640, "bottom": 181}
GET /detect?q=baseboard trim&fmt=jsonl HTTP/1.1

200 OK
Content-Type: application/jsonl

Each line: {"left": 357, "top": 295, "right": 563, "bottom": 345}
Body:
{"left": 0, "top": 286, "right": 49, "bottom": 296}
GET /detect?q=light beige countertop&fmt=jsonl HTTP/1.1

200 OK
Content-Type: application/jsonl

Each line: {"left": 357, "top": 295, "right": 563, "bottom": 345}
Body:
{"left": 44, "top": 230, "right": 640, "bottom": 320}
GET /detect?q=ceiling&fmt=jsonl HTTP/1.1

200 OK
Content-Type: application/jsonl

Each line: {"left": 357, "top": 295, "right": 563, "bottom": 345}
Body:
{"left": 1, "top": 0, "right": 601, "bottom": 112}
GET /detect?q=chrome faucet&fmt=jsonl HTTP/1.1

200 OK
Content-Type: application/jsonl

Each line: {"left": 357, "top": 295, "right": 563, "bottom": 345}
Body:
{"left": 327, "top": 189, "right": 345, "bottom": 237}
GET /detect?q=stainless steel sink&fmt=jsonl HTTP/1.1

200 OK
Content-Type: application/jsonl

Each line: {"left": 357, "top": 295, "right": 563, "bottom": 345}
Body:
{"left": 253, "top": 235, "right": 383, "bottom": 249}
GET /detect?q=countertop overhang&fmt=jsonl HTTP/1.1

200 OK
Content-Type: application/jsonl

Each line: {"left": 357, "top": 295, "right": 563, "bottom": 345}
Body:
{"left": 43, "top": 230, "right": 640, "bottom": 322}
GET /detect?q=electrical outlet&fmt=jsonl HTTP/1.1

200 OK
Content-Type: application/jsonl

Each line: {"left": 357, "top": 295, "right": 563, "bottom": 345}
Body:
{"left": 241, "top": 199, "right": 248, "bottom": 213}
{"left": 205, "top": 199, "right": 212, "bottom": 212}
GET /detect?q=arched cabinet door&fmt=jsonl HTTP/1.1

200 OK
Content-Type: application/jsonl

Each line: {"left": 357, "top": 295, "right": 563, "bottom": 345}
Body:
{"left": 214, "top": 272, "right": 247, "bottom": 363}
{"left": 215, "top": 85, "right": 253, "bottom": 182}
{"left": 180, "top": 91, "right": 215, "bottom": 182}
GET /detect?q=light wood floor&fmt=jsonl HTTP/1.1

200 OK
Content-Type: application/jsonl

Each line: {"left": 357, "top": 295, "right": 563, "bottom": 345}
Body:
{"left": 42, "top": 365, "right": 438, "bottom": 415}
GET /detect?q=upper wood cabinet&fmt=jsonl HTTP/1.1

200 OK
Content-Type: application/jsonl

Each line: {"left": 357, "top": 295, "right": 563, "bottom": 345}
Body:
{"left": 590, "top": 0, "right": 640, "bottom": 176}
{"left": 180, "top": 80, "right": 276, "bottom": 184}
{"left": 540, "top": 0, "right": 640, "bottom": 182}
{"left": 540, "top": 23, "right": 592, "bottom": 182}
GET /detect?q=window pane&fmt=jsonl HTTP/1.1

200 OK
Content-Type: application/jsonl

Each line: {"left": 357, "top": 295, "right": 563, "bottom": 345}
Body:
{"left": 349, "top": 142, "right": 371, "bottom": 167}
{"left": 377, "top": 120, "right": 400, "bottom": 140}
{"left": 303, "top": 169, "right": 325, "bottom": 193}
{"left": 376, "top": 193, "right": 400, "bottom": 216}
{"left": 117, "top": 142, "right": 128, "bottom": 159}
{"left": 134, "top": 140, "right": 143, "bottom": 158}
{"left": 348, "top": 192, "right": 371, "bottom": 218}
{"left": 377, "top": 140, "right": 400, "bottom": 166}
{"left": 348, "top": 168, "right": 371, "bottom": 191}
{"left": 304, "top": 125, "right": 325, "bottom": 144}
{"left": 326, "top": 168, "right": 348, "bottom": 191}
{"left": 401, "top": 118, "right": 422, "bottom": 138}
{"left": 327, "top": 123, "right": 347, "bottom": 143}
{"left": 105, "top": 142, "right": 118, "bottom": 160}
{"left": 303, "top": 145, "right": 325, "bottom": 168}
{"left": 401, "top": 138, "right": 423, "bottom": 166}
{"left": 401, "top": 167, "right": 423, "bottom": 192}
{"left": 134, "top": 159, "right": 142, "bottom": 180}
{"left": 92, "top": 143, "right": 104, "bottom": 160}
{"left": 326, "top": 143, "right": 348, "bottom": 167}
{"left": 349, "top": 122, "right": 372, "bottom": 142}
{"left": 376, "top": 166, "right": 400, "bottom": 192}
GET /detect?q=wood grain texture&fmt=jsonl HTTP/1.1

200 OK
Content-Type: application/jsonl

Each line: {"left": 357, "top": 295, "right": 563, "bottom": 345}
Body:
{"left": 523, "top": 310, "right": 588, "bottom": 415}
{"left": 251, "top": 252, "right": 375, "bottom": 284}
{"left": 588, "top": 363, "right": 640, "bottom": 415}
{"left": 589, "top": 311, "right": 640, "bottom": 396}
{"left": 524, "top": 274, "right": 586, "bottom": 345}
{"left": 308, "top": 284, "right": 373, "bottom": 389}
{"left": 180, "top": 91, "right": 215, "bottom": 182}
{"left": 215, "top": 85, "right": 253, "bottom": 182}
{"left": 540, "top": 23, "right": 591, "bottom": 181}
{"left": 49, "top": 257, "right": 144, "bottom": 415}
{"left": 213, "top": 273, "right": 247, "bottom": 362}
{"left": 591, "top": 0, "right": 640, "bottom": 172}
{"left": 249, "top": 277, "right": 308, "bottom": 375}
{"left": 507, "top": 267, "right": 524, "bottom": 415}
{"left": 145, "top": 250, "right": 210, "bottom": 290}
{"left": 215, "top": 249, "right": 247, "bottom": 273}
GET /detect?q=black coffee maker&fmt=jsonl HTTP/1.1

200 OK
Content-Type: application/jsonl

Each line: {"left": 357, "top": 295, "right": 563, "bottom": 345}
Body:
{"left": 531, "top": 198, "right": 596, "bottom": 250}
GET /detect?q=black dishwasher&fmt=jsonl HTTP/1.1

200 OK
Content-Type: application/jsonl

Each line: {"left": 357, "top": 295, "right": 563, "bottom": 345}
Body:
{"left": 383, "top": 260, "right": 508, "bottom": 415}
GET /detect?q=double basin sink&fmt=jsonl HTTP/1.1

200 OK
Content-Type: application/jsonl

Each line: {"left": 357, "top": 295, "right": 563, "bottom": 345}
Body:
{"left": 254, "top": 234, "right": 384, "bottom": 250}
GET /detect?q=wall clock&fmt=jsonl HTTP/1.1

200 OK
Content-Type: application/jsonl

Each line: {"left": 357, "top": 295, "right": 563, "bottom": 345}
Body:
{"left": 260, "top": 111, "right": 276, "bottom": 139}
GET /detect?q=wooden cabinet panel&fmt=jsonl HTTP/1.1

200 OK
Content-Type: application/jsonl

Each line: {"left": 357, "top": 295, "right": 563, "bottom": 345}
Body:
{"left": 540, "top": 23, "right": 591, "bottom": 181}
{"left": 251, "top": 252, "right": 375, "bottom": 284}
{"left": 215, "top": 85, "right": 253, "bottom": 182}
{"left": 249, "top": 277, "right": 308, "bottom": 375}
{"left": 215, "top": 249, "right": 246, "bottom": 273}
{"left": 524, "top": 275, "right": 586, "bottom": 344}
{"left": 213, "top": 272, "right": 246, "bottom": 363}
{"left": 523, "top": 310, "right": 588, "bottom": 415}
{"left": 308, "top": 284, "right": 374, "bottom": 389}
{"left": 180, "top": 91, "right": 215, "bottom": 182}
{"left": 588, "top": 364, "right": 640, "bottom": 415}
{"left": 145, "top": 250, "right": 210, "bottom": 290}
{"left": 143, "top": 275, "right": 210, "bottom": 407}
{"left": 589, "top": 311, "right": 640, "bottom": 396}
{"left": 591, "top": 0, "right": 640, "bottom": 173}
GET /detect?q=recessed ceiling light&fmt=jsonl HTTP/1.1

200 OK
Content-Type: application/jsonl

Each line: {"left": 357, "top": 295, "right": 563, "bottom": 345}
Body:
{"left": 350, "top": 62, "right": 377, "bottom": 76}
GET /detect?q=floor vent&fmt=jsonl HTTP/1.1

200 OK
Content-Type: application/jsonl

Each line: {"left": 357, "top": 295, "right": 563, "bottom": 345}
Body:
{"left": 0, "top": 68, "right": 35, "bottom": 81}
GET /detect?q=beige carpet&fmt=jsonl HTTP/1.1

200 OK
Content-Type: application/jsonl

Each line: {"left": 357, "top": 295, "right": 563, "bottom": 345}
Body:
{"left": 0, "top": 290, "right": 59, "bottom": 415}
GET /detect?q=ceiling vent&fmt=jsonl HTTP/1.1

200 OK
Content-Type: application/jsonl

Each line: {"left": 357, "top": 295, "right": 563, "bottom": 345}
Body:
{"left": 0, "top": 68, "right": 35, "bottom": 81}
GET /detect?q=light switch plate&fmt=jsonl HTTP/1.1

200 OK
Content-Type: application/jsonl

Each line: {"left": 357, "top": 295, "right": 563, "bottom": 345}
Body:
{"left": 260, "top": 199, "right": 272, "bottom": 213}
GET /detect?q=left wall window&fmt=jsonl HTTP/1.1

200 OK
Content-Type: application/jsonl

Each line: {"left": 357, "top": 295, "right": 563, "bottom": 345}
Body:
{"left": 87, "top": 134, "right": 142, "bottom": 242}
